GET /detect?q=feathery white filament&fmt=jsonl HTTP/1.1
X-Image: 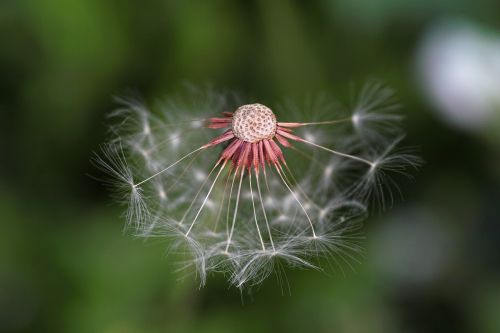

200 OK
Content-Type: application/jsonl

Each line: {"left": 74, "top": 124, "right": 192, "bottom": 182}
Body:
{"left": 134, "top": 146, "right": 206, "bottom": 187}
{"left": 299, "top": 138, "right": 373, "bottom": 166}
{"left": 249, "top": 172, "right": 266, "bottom": 252}
{"left": 256, "top": 171, "right": 276, "bottom": 252}
{"left": 185, "top": 162, "right": 227, "bottom": 236}
{"left": 275, "top": 166, "right": 317, "bottom": 238}
{"left": 180, "top": 162, "right": 219, "bottom": 224}
{"left": 225, "top": 168, "right": 245, "bottom": 253}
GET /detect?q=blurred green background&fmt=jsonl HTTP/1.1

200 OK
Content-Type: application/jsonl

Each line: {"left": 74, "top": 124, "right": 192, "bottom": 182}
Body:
{"left": 2, "top": 1, "right": 500, "bottom": 332}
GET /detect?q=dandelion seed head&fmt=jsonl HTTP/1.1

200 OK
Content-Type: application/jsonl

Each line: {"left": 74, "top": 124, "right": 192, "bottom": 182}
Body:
{"left": 94, "top": 82, "right": 420, "bottom": 288}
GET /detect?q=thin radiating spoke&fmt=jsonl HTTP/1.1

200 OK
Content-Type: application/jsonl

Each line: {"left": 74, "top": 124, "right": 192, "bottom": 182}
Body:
{"left": 134, "top": 146, "right": 206, "bottom": 187}
{"left": 255, "top": 170, "right": 275, "bottom": 252}
{"left": 186, "top": 161, "right": 227, "bottom": 236}
{"left": 249, "top": 172, "right": 266, "bottom": 251}
{"left": 225, "top": 168, "right": 245, "bottom": 252}
{"left": 275, "top": 166, "right": 317, "bottom": 238}
{"left": 299, "top": 139, "right": 373, "bottom": 166}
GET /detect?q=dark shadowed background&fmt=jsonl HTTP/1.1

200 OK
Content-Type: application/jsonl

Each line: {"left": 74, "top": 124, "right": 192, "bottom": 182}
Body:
{"left": 1, "top": 1, "right": 500, "bottom": 332}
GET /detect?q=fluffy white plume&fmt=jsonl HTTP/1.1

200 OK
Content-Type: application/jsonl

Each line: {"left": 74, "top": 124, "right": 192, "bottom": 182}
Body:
{"left": 94, "top": 82, "right": 421, "bottom": 288}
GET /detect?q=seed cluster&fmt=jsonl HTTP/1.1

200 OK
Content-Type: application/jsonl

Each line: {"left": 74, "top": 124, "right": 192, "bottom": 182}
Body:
{"left": 232, "top": 103, "right": 277, "bottom": 143}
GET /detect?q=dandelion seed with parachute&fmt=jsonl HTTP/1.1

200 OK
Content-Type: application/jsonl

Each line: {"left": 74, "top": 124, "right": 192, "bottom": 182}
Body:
{"left": 94, "top": 83, "right": 421, "bottom": 288}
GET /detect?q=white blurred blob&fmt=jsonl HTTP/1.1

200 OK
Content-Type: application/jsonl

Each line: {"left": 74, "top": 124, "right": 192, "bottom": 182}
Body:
{"left": 169, "top": 131, "right": 181, "bottom": 149}
{"left": 417, "top": 19, "right": 500, "bottom": 131}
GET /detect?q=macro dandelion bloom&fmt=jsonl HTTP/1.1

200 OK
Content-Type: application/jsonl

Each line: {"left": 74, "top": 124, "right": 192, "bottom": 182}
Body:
{"left": 95, "top": 82, "right": 420, "bottom": 287}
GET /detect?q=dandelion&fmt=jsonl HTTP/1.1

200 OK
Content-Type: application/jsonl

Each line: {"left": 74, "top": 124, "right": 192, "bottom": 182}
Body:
{"left": 94, "top": 82, "right": 420, "bottom": 288}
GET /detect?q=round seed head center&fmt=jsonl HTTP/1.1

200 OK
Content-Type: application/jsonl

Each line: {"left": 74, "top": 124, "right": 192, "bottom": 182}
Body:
{"left": 232, "top": 104, "right": 277, "bottom": 143}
